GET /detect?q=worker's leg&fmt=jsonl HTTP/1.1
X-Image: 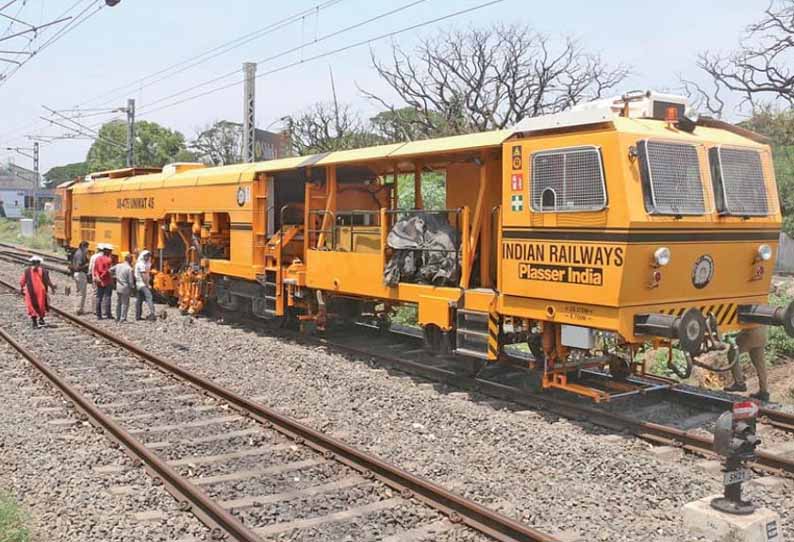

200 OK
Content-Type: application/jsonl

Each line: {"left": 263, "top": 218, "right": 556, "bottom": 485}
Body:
{"left": 729, "top": 348, "right": 747, "bottom": 389}
{"left": 142, "top": 286, "right": 155, "bottom": 319}
{"left": 135, "top": 289, "right": 143, "bottom": 320}
{"left": 73, "top": 272, "right": 87, "bottom": 314}
{"left": 102, "top": 287, "right": 112, "bottom": 318}
{"left": 95, "top": 285, "right": 104, "bottom": 319}
{"left": 749, "top": 346, "right": 769, "bottom": 396}
{"left": 119, "top": 292, "right": 130, "bottom": 322}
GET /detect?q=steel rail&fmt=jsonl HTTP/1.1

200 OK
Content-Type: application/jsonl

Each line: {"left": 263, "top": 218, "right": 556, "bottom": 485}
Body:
{"left": 0, "top": 277, "right": 558, "bottom": 542}
{"left": 0, "top": 242, "right": 70, "bottom": 264}
{"left": 0, "top": 252, "right": 71, "bottom": 276}
{"left": 667, "top": 386, "right": 794, "bottom": 433}
{"left": 321, "top": 339, "right": 794, "bottom": 477}
{"left": 0, "top": 326, "right": 263, "bottom": 542}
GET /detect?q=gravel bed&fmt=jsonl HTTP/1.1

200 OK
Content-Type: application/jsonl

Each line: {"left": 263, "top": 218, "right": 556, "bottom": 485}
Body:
{"left": 180, "top": 445, "right": 315, "bottom": 479}
{"left": 205, "top": 460, "right": 347, "bottom": 500}
{"left": 153, "top": 431, "right": 276, "bottom": 462}
{"left": 0, "top": 347, "right": 208, "bottom": 541}
{"left": 74, "top": 300, "right": 794, "bottom": 542}
{"left": 2, "top": 262, "right": 793, "bottom": 540}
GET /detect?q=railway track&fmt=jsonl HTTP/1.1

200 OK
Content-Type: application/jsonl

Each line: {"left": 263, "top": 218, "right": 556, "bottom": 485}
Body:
{"left": 0, "top": 247, "right": 791, "bottom": 478}
{"left": 0, "top": 241, "right": 70, "bottom": 264}
{"left": 0, "top": 243, "right": 71, "bottom": 275}
{"left": 0, "top": 277, "right": 557, "bottom": 542}
{"left": 320, "top": 330, "right": 794, "bottom": 477}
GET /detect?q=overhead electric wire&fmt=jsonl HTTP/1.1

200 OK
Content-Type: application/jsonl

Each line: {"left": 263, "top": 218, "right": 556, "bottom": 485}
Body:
{"left": 0, "top": 0, "right": 98, "bottom": 86}
{"left": 83, "top": 0, "right": 345, "bottom": 108}
{"left": 138, "top": 0, "right": 430, "bottom": 114}
{"left": 138, "top": 0, "right": 503, "bottom": 118}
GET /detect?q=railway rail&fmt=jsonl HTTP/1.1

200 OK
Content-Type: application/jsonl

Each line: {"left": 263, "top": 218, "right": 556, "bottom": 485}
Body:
{"left": 320, "top": 331, "right": 794, "bottom": 477}
{"left": 0, "top": 247, "right": 792, "bottom": 480}
{"left": 4, "top": 239, "right": 794, "bottom": 437}
{"left": 0, "top": 276, "right": 558, "bottom": 542}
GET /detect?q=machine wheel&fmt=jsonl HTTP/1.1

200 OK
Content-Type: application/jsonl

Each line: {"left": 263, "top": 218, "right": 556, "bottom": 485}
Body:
{"left": 423, "top": 324, "right": 442, "bottom": 354}
{"left": 608, "top": 355, "right": 631, "bottom": 380}
{"left": 527, "top": 333, "right": 545, "bottom": 366}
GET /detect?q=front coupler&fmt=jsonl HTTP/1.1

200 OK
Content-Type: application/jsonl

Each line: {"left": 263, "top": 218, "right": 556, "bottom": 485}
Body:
{"left": 737, "top": 302, "right": 794, "bottom": 337}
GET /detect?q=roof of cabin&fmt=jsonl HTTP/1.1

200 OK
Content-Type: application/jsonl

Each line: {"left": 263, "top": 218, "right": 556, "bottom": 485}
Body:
{"left": 72, "top": 130, "right": 514, "bottom": 194}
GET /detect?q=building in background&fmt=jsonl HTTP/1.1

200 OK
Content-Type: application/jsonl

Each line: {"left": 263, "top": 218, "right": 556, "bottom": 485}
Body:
{"left": 0, "top": 162, "right": 57, "bottom": 219}
{"left": 254, "top": 128, "right": 291, "bottom": 160}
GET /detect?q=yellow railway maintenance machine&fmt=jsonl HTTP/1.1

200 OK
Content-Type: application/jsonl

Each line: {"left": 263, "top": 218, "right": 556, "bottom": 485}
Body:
{"left": 55, "top": 91, "right": 794, "bottom": 401}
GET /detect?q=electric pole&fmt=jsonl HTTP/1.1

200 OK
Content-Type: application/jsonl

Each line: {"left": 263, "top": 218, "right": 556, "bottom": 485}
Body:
{"left": 242, "top": 62, "right": 256, "bottom": 163}
{"left": 126, "top": 98, "right": 135, "bottom": 167}
{"left": 32, "top": 141, "right": 39, "bottom": 223}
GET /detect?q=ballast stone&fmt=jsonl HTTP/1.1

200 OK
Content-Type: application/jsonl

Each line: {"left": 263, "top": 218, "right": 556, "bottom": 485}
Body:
{"left": 683, "top": 495, "right": 784, "bottom": 542}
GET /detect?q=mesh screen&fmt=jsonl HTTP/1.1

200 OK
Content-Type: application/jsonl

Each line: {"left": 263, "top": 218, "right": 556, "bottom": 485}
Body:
{"left": 531, "top": 147, "right": 605, "bottom": 212}
{"left": 718, "top": 147, "right": 768, "bottom": 216}
{"left": 645, "top": 141, "right": 705, "bottom": 215}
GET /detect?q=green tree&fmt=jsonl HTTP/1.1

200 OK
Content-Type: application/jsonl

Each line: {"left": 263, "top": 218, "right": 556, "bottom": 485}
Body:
{"left": 86, "top": 120, "right": 194, "bottom": 172}
{"left": 42, "top": 161, "right": 89, "bottom": 187}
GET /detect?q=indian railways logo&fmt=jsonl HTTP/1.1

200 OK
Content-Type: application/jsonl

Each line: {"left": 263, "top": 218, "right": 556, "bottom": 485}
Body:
{"left": 504, "top": 241, "right": 624, "bottom": 287}
{"left": 692, "top": 255, "right": 714, "bottom": 289}
{"left": 236, "top": 186, "right": 250, "bottom": 207}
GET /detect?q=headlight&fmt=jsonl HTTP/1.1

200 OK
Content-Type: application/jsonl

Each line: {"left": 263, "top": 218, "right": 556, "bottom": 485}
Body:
{"left": 758, "top": 244, "right": 773, "bottom": 261}
{"left": 654, "top": 247, "right": 671, "bottom": 267}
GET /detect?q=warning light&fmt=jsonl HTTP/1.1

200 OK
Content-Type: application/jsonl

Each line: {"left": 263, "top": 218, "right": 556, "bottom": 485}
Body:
{"left": 665, "top": 106, "right": 679, "bottom": 125}
{"left": 732, "top": 400, "right": 759, "bottom": 421}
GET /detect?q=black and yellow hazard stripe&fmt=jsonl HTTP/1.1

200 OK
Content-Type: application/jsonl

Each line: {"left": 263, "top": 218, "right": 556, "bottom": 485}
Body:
{"left": 658, "top": 303, "right": 739, "bottom": 326}
{"left": 487, "top": 310, "right": 500, "bottom": 361}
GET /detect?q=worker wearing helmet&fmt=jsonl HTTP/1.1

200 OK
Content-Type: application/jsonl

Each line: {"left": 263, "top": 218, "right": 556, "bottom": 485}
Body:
{"left": 20, "top": 255, "right": 56, "bottom": 328}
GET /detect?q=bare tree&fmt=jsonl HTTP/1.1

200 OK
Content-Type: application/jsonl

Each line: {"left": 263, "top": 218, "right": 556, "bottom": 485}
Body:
{"left": 285, "top": 102, "right": 382, "bottom": 155}
{"left": 360, "top": 24, "right": 629, "bottom": 139}
{"left": 191, "top": 121, "right": 243, "bottom": 166}
{"left": 686, "top": 0, "right": 794, "bottom": 116}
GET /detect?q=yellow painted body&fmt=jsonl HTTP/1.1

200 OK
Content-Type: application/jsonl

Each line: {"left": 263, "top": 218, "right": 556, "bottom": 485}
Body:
{"left": 54, "top": 114, "right": 780, "bottom": 399}
{"left": 498, "top": 118, "right": 778, "bottom": 341}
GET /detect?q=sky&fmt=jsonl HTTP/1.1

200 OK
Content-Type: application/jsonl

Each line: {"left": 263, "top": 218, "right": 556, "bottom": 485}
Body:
{"left": 0, "top": 0, "right": 770, "bottom": 173}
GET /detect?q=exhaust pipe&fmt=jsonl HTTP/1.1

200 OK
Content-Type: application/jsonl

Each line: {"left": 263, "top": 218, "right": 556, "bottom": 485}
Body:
{"left": 738, "top": 303, "right": 794, "bottom": 337}
{"left": 634, "top": 308, "right": 706, "bottom": 356}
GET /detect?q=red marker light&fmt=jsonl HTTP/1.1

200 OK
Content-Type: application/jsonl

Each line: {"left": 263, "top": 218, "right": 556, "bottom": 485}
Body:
{"left": 733, "top": 400, "right": 759, "bottom": 420}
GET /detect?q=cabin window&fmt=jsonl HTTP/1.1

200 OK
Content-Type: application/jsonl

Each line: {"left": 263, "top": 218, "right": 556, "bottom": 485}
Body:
{"left": 531, "top": 146, "right": 606, "bottom": 212}
{"left": 708, "top": 146, "right": 768, "bottom": 217}
{"left": 638, "top": 140, "right": 706, "bottom": 215}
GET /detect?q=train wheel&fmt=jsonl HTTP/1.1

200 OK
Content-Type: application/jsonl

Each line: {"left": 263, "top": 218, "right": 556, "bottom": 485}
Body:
{"left": 423, "top": 324, "right": 442, "bottom": 354}
{"left": 608, "top": 355, "right": 631, "bottom": 380}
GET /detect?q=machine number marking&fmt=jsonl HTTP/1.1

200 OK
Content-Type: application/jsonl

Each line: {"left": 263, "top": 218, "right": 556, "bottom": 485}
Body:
{"left": 117, "top": 197, "right": 154, "bottom": 209}
{"left": 723, "top": 469, "right": 751, "bottom": 486}
{"left": 562, "top": 304, "right": 594, "bottom": 322}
